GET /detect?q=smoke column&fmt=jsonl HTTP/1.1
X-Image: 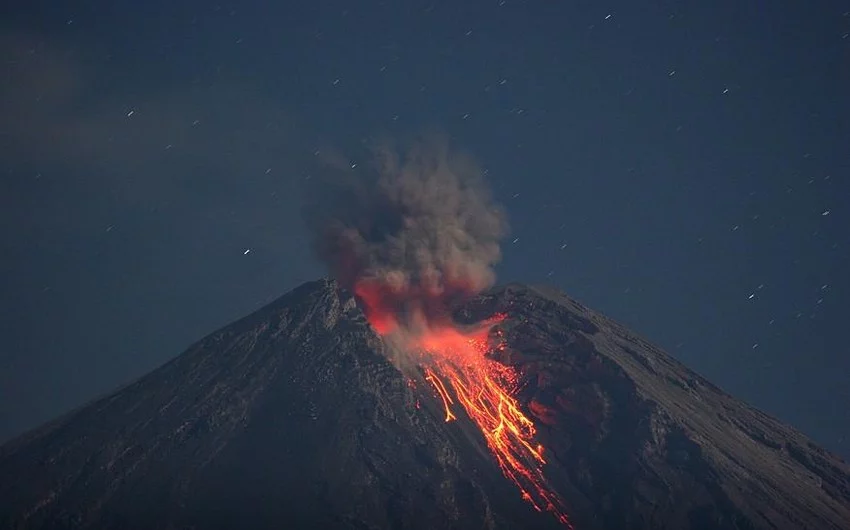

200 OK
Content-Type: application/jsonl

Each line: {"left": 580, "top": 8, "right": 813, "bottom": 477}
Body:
{"left": 304, "top": 135, "right": 508, "bottom": 335}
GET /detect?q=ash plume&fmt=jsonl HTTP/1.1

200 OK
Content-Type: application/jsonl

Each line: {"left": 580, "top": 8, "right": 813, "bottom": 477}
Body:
{"left": 303, "top": 135, "right": 508, "bottom": 333}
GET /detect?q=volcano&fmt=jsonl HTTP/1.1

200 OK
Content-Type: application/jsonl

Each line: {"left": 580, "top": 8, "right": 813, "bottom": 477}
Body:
{"left": 1, "top": 279, "right": 849, "bottom": 530}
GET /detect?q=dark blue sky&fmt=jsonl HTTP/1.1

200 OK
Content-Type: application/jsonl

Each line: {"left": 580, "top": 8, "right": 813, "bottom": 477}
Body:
{"left": 1, "top": 1, "right": 848, "bottom": 457}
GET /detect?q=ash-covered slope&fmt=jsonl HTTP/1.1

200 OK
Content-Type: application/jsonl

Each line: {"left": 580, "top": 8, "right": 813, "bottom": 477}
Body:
{"left": 2, "top": 280, "right": 849, "bottom": 530}
{"left": 459, "top": 283, "right": 850, "bottom": 530}
{"left": 0, "top": 279, "right": 552, "bottom": 530}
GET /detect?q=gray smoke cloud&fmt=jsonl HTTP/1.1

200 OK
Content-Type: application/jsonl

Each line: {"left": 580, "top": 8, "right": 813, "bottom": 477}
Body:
{"left": 303, "top": 134, "right": 508, "bottom": 330}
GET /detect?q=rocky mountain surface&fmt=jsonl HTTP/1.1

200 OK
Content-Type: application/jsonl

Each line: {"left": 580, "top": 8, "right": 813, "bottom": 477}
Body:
{"left": 1, "top": 279, "right": 848, "bottom": 529}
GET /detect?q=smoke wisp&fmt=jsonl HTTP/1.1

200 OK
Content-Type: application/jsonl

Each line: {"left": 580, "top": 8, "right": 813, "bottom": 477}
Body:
{"left": 303, "top": 135, "right": 508, "bottom": 335}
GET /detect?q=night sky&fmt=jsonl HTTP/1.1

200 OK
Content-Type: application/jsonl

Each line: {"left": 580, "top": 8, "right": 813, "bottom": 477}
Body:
{"left": 1, "top": 1, "right": 848, "bottom": 458}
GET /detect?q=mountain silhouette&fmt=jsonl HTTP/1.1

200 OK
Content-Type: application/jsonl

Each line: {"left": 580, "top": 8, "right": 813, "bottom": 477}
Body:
{"left": 1, "top": 279, "right": 848, "bottom": 529}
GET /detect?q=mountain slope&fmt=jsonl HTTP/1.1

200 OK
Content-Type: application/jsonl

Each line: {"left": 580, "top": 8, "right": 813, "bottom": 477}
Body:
{"left": 1, "top": 279, "right": 848, "bottom": 529}
{"left": 459, "top": 283, "right": 850, "bottom": 529}
{"left": 0, "top": 280, "right": 552, "bottom": 530}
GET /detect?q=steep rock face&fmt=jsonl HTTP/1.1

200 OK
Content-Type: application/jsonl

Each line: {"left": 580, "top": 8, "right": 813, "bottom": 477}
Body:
{"left": 458, "top": 284, "right": 850, "bottom": 530}
{"left": 1, "top": 279, "right": 849, "bottom": 530}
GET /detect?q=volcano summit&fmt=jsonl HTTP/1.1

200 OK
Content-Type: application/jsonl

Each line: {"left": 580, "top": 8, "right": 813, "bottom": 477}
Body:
{"left": 1, "top": 279, "right": 849, "bottom": 529}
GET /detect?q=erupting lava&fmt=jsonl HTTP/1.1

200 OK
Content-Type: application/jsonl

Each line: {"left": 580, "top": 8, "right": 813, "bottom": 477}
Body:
{"left": 355, "top": 281, "right": 573, "bottom": 528}
{"left": 307, "top": 136, "right": 570, "bottom": 526}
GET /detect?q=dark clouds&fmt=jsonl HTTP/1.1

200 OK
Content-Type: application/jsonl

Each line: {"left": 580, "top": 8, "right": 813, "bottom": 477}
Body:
{"left": 1, "top": 29, "right": 301, "bottom": 205}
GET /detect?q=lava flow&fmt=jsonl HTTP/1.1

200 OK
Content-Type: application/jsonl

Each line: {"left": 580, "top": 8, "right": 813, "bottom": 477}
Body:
{"left": 308, "top": 137, "right": 571, "bottom": 526}
{"left": 356, "top": 282, "right": 573, "bottom": 528}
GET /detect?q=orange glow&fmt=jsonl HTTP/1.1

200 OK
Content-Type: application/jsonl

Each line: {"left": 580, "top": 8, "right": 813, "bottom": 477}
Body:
{"left": 424, "top": 367, "right": 457, "bottom": 422}
{"left": 355, "top": 281, "right": 573, "bottom": 528}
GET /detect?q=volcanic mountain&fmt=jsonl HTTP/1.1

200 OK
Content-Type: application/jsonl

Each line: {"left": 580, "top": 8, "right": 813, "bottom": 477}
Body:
{"left": 1, "top": 279, "right": 849, "bottom": 530}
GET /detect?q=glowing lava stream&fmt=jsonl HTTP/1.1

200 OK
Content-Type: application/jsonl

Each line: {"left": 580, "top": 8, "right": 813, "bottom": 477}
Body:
{"left": 356, "top": 290, "right": 573, "bottom": 527}
{"left": 414, "top": 322, "right": 572, "bottom": 528}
